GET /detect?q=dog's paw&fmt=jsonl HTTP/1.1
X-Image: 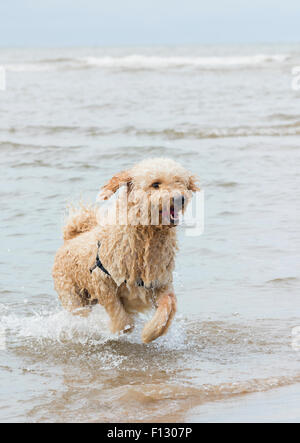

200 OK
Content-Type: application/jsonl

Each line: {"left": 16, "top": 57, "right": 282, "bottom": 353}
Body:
{"left": 121, "top": 323, "right": 135, "bottom": 335}
{"left": 110, "top": 315, "right": 135, "bottom": 336}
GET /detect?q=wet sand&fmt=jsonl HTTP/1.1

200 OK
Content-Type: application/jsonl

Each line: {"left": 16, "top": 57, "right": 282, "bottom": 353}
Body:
{"left": 188, "top": 384, "right": 300, "bottom": 423}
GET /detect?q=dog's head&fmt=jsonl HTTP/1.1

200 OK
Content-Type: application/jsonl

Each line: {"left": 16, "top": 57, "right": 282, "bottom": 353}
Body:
{"left": 99, "top": 158, "right": 199, "bottom": 227}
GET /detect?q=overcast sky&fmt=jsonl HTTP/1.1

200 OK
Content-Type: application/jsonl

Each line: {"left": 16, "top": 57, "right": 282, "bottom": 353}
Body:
{"left": 0, "top": 0, "right": 300, "bottom": 47}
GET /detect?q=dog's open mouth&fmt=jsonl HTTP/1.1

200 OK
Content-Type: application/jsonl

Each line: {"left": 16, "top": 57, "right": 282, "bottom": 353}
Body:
{"left": 160, "top": 205, "right": 180, "bottom": 226}
{"left": 170, "top": 206, "right": 180, "bottom": 224}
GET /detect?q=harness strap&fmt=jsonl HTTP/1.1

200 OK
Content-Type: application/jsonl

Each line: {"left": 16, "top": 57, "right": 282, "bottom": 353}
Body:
{"left": 90, "top": 243, "right": 150, "bottom": 289}
{"left": 90, "top": 242, "right": 111, "bottom": 277}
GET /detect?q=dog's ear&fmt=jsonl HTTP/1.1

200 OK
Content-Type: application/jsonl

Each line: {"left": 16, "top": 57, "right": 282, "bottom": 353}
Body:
{"left": 188, "top": 175, "right": 200, "bottom": 193}
{"left": 99, "top": 170, "right": 132, "bottom": 201}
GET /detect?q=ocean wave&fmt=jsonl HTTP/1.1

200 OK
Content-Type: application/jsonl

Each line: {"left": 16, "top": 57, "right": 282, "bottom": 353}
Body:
{"left": 120, "top": 123, "right": 300, "bottom": 139}
{"left": 0, "top": 141, "right": 83, "bottom": 153}
{"left": 131, "top": 124, "right": 300, "bottom": 139}
{"left": 82, "top": 54, "right": 290, "bottom": 69}
{"left": 208, "top": 181, "right": 239, "bottom": 188}
{"left": 4, "top": 53, "right": 290, "bottom": 72}
{"left": 2, "top": 122, "right": 300, "bottom": 140}
{"left": 115, "top": 373, "right": 300, "bottom": 406}
{"left": 266, "top": 277, "right": 299, "bottom": 286}
{"left": 268, "top": 113, "right": 300, "bottom": 122}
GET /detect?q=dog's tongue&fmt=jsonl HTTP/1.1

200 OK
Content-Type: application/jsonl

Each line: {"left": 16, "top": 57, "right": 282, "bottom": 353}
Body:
{"left": 162, "top": 208, "right": 178, "bottom": 221}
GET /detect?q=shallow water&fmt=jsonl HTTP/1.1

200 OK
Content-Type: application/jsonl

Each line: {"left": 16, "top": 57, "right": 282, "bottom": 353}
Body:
{"left": 0, "top": 45, "right": 300, "bottom": 423}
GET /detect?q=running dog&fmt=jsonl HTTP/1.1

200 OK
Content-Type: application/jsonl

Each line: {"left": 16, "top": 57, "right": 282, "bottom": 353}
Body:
{"left": 53, "top": 158, "right": 199, "bottom": 343}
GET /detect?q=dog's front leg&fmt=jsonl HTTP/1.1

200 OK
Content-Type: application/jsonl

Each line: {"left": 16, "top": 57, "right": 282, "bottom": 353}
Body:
{"left": 142, "top": 292, "right": 177, "bottom": 344}
{"left": 92, "top": 274, "right": 134, "bottom": 335}
{"left": 104, "top": 294, "right": 134, "bottom": 335}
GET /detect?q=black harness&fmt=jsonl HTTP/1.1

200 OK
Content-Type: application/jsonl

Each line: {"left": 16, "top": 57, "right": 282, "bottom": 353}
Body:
{"left": 90, "top": 242, "right": 111, "bottom": 277}
{"left": 90, "top": 242, "right": 151, "bottom": 289}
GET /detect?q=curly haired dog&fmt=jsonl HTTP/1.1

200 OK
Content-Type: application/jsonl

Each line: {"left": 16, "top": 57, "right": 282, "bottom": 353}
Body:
{"left": 53, "top": 158, "right": 199, "bottom": 343}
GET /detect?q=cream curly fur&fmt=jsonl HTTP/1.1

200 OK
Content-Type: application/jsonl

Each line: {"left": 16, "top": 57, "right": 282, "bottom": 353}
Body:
{"left": 53, "top": 158, "right": 199, "bottom": 343}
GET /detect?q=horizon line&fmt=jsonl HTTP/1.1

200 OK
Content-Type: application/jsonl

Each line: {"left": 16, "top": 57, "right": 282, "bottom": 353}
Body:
{"left": 0, "top": 41, "right": 300, "bottom": 50}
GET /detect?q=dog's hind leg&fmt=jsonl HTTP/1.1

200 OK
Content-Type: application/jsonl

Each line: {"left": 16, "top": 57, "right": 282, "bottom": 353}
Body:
{"left": 142, "top": 292, "right": 177, "bottom": 344}
{"left": 55, "top": 278, "right": 91, "bottom": 316}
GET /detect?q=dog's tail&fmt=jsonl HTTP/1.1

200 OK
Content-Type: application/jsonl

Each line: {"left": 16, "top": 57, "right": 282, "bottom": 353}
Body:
{"left": 63, "top": 204, "right": 98, "bottom": 241}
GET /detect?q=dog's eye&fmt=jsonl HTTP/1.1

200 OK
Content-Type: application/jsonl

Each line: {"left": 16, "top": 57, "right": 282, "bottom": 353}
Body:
{"left": 151, "top": 182, "right": 161, "bottom": 189}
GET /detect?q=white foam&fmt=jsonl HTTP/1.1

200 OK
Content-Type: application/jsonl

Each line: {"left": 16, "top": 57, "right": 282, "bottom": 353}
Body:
{"left": 3, "top": 54, "right": 289, "bottom": 72}
{"left": 0, "top": 304, "right": 186, "bottom": 349}
{"left": 1, "top": 305, "right": 112, "bottom": 345}
{"left": 82, "top": 54, "right": 289, "bottom": 69}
